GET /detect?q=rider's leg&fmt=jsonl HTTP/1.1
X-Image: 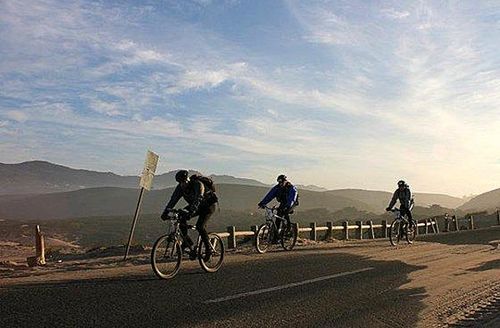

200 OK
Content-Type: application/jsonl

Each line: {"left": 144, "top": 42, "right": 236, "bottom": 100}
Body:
{"left": 196, "top": 204, "right": 216, "bottom": 253}
{"left": 402, "top": 208, "right": 415, "bottom": 227}
{"left": 179, "top": 218, "right": 194, "bottom": 250}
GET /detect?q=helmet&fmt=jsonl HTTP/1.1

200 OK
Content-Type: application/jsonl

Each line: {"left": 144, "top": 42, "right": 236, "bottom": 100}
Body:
{"left": 397, "top": 180, "right": 406, "bottom": 187}
{"left": 175, "top": 170, "right": 189, "bottom": 183}
{"left": 277, "top": 174, "right": 287, "bottom": 183}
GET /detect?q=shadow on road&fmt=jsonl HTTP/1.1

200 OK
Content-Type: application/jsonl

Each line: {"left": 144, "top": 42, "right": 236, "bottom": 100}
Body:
{"left": 467, "top": 258, "right": 500, "bottom": 272}
{"left": 0, "top": 251, "right": 428, "bottom": 327}
{"left": 418, "top": 226, "right": 500, "bottom": 246}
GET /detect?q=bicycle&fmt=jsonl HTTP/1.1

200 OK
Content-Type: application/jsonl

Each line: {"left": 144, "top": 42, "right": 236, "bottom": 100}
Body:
{"left": 255, "top": 206, "right": 298, "bottom": 254}
{"left": 151, "top": 209, "right": 224, "bottom": 279}
{"left": 388, "top": 207, "right": 417, "bottom": 246}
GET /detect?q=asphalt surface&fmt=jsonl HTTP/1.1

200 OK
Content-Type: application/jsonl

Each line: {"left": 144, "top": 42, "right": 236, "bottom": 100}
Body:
{"left": 1, "top": 227, "right": 499, "bottom": 327}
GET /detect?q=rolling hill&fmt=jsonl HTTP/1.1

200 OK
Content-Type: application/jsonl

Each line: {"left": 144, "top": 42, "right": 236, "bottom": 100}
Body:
{"left": 0, "top": 161, "right": 323, "bottom": 194}
{"left": 458, "top": 188, "right": 500, "bottom": 212}
{"left": 0, "top": 184, "right": 373, "bottom": 221}
{"left": 325, "top": 189, "right": 466, "bottom": 212}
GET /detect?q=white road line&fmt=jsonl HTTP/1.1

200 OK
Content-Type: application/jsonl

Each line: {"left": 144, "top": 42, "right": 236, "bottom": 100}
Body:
{"left": 204, "top": 267, "right": 374, "bottom": 304}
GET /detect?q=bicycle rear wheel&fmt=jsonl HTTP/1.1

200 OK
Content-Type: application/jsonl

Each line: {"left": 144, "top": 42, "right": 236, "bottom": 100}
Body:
{"left": 406, "top": 221, "right": 417, "bottom": 244}
{"left": 389, "top": 220, "right": 402, "bottom": 246}
{"left": 280, "top": 221, "right": 297, "bottom": 251}
{"left": 199, "top": 234, "right": 224, "bottom": 273}
{"left": 255, "top": 223, "right": 273, "bottom": 254}
{"left": 151, "top": 234, "right": 182, "bottom": 279}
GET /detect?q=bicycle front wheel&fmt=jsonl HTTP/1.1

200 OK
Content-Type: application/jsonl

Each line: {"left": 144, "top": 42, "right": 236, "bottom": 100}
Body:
{"left": 199, "top": 234, "right": 224, "bottom": 273}
{"left": 255, "top": 223, "right": 273, "bottom": 254}
{"left": 151, "top": 234, "right": 182, "bottom": 279}
{"left": 389, "top": 220, "right": 402, "bottom": 246}
{"left": 280, "top": 222, "right": 297, "bottom": 251}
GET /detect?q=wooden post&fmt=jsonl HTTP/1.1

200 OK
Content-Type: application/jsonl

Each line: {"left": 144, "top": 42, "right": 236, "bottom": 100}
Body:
{"left": 35, "top": 225, "right": 45, "bottom": 265}
{"left": 434, "top": 218, "right": 440, "bottom": 233}
{"left": 251, "top": 225, "right": 258, "bottom": 234}
{"left": 368, "top": 220, "right": 375, "bottom": 239}
{"left": 444, "top": 216, "right": 450, "bottom": 232}
{"left": 356, "top": 221, "right": 363, "bottom": 240}
{"left": 124, "top": 187, "right": 145, "bottom": 260}
{"left": 227, "top": 226, "right": 236, "bottom": 249}
{"left": 382, "top": 220, "right": 388, "bottom": 238}
{"left": 310, "top": 222, "right": 317, "bottom": 241}
{"left": 326, "top": 221, "right": 333, "bottom": 240}
{"left": 469, "top": 215, "right": 474, "bottom": 230}
{"left": 453, "top": 215, "right": 459, "bottom": 231}
{"left": 425, "top": 220, "right": 429, "bottom": 234}
{"left": 343, "top": 221, "right": 349, "bottom": 240}
{"left": 430, "top": 219, "right": 436, "bottom": 233}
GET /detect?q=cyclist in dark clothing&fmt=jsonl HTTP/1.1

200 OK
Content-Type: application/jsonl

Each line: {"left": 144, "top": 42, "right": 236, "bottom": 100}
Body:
{"left": 161, "top": 170, "right": 218, "bottom": 257}
{"left": 258, "top": 174, "right": 299, "bottom": 237}
{"left": 386, "top": 180, "right": 415, "bottom": 227}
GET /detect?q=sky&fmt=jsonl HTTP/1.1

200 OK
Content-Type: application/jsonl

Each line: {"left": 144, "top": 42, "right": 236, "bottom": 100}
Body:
{"left": 0, "top": 0, "right": 499, "bottom": 196}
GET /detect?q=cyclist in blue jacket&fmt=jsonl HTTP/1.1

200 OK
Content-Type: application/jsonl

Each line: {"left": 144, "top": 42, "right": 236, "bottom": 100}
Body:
{"left": 258, "top": 174, "right": 299, "bottom": 238}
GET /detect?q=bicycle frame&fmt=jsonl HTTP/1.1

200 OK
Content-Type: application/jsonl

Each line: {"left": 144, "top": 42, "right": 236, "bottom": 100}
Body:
{"left": 264, "top": 206, "right": 288, "bottom": 232}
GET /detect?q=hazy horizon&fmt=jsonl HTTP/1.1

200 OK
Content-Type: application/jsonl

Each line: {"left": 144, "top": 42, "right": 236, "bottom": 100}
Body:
{"left": 1, "top": 1, "right": 499, "bottom": 197}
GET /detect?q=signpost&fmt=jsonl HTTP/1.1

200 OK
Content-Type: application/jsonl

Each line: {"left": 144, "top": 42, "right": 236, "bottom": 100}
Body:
{"left": 124, "top": 150, "right": 159, "bottom": 260}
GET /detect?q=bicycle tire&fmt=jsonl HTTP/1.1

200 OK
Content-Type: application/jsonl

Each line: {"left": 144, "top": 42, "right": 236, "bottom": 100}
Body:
{"left": 255, "top": 223, "right": 273, "bottom": 254}
{"left": 280, "top": 222, "right": 297, "bottom": 251}
{"left": 198, "top": 233, "right": 225, "bottom": 273}
{"left": 151, "top": 234, "right": 182, "bottom": 279}
{"left": 406, "top": 221, "right": 417, "bottom": 244}
{"left": 389, "top": 220, "right": 402, "bottom": 246}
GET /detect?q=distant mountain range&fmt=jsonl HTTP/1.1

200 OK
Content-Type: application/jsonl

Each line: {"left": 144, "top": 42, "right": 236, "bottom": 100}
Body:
{"left": 0, "top": 161, "right": 321, "bottom": 194}
{"left": 0, "top": 160, "right": 496, "bottom": 221}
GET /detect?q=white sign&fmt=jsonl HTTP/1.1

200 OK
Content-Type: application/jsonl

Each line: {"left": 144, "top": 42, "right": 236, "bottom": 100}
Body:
{"left": 139, "top": 150, "right": 159, "bottom": 190}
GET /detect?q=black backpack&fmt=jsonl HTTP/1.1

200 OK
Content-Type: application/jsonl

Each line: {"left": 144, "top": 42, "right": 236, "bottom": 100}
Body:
{"left": 190, "top": 174, "right": 216, "bottom": 193}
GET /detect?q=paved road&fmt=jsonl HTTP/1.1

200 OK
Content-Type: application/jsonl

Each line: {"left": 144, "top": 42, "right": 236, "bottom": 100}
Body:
{"left": 1, "top": 227, "right": 499, "bottom": 327}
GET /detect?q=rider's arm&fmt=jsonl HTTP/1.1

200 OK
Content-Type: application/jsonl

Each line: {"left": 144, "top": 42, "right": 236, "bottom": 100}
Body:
{"left": 259, "top": 185, "right": 279, "bottom": 206}
{"left": 387, "top": 190, "right": 398, "bottom": 209}
{"left": 165, "top": 185, "right": 183, "bottom": 210}
{"left": 286, "top": 185, "right": 298, "bottom": 208}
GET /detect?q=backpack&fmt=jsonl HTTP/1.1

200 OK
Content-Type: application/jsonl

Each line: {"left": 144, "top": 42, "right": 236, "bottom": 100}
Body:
{"left": 190, "top": 174, "right": 216, "bottom": 193}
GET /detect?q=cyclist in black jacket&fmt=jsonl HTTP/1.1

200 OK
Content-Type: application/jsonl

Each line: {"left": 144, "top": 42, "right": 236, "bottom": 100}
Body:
{"left": 386, "top": 180, "right": 415, "bottom": 227}
{"left": 161, "top": 170, "right": 218, "bottom": 257}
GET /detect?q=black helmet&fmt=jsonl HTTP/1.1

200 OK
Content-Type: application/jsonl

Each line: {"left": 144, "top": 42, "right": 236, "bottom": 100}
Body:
{"left": 397, "top": 180, "right": 406, "bottom": 187}
{"left": 277, "top": 174, "right": 287, "bottom": 183}
{"left": 175, "top": 170, "right": 189, "bottom": 183}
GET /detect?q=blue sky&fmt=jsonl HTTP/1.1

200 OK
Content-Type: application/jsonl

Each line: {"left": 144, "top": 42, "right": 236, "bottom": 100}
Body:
{"left": 0, "top": 0, "right": 499, "bottom": 196}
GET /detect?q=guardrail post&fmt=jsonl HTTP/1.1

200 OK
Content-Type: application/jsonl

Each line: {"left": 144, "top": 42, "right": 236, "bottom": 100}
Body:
{"left": 310, "top": 222, "right": 317, "bottom": 241}
{"left": 424, "top": 220, "right": 429, "bottom": 234}
{"left": 343, "top": 221, "right": 349, "bottom": 240}
{"left": 469, "top": 215, "right": 474, "bottom": 230}
{"left": 368, "top": 220, "right": 375, "bottom": 239}
{"left": 381, "top": 220, "right": 388, "bottom": 238}
{"left": 227, "top": 226, "right": 236, "bottom": 249}
{"left": 444, "top": 216, "right": 450, "bottom": 232}
{"left": 294, "top": 222, "right": 299, "bottom": 238}
{"left": 453, "top": 215, "right": 459, "bottom": 231}
{"left": 356, "top": 221, "right": 363, "bottom": 240}
{"left": 326, "top": 221, "right": 333, "bottom": 240}
{"left": 434, "top": 218, "right": 439, "bottom": 233}
{"left": 429, "top": 219, "right": 436, "bottom": 233}
{"left": 251, "top": 225, "right": 258, "bottom": 246}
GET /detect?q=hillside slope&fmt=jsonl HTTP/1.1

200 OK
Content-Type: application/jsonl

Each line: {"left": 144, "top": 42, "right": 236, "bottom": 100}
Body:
{"left": 458, "top": 188, "right": 500, "bottom": 212}
{"left": 0, "top": 184, "right": 373, "bottom": 220}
